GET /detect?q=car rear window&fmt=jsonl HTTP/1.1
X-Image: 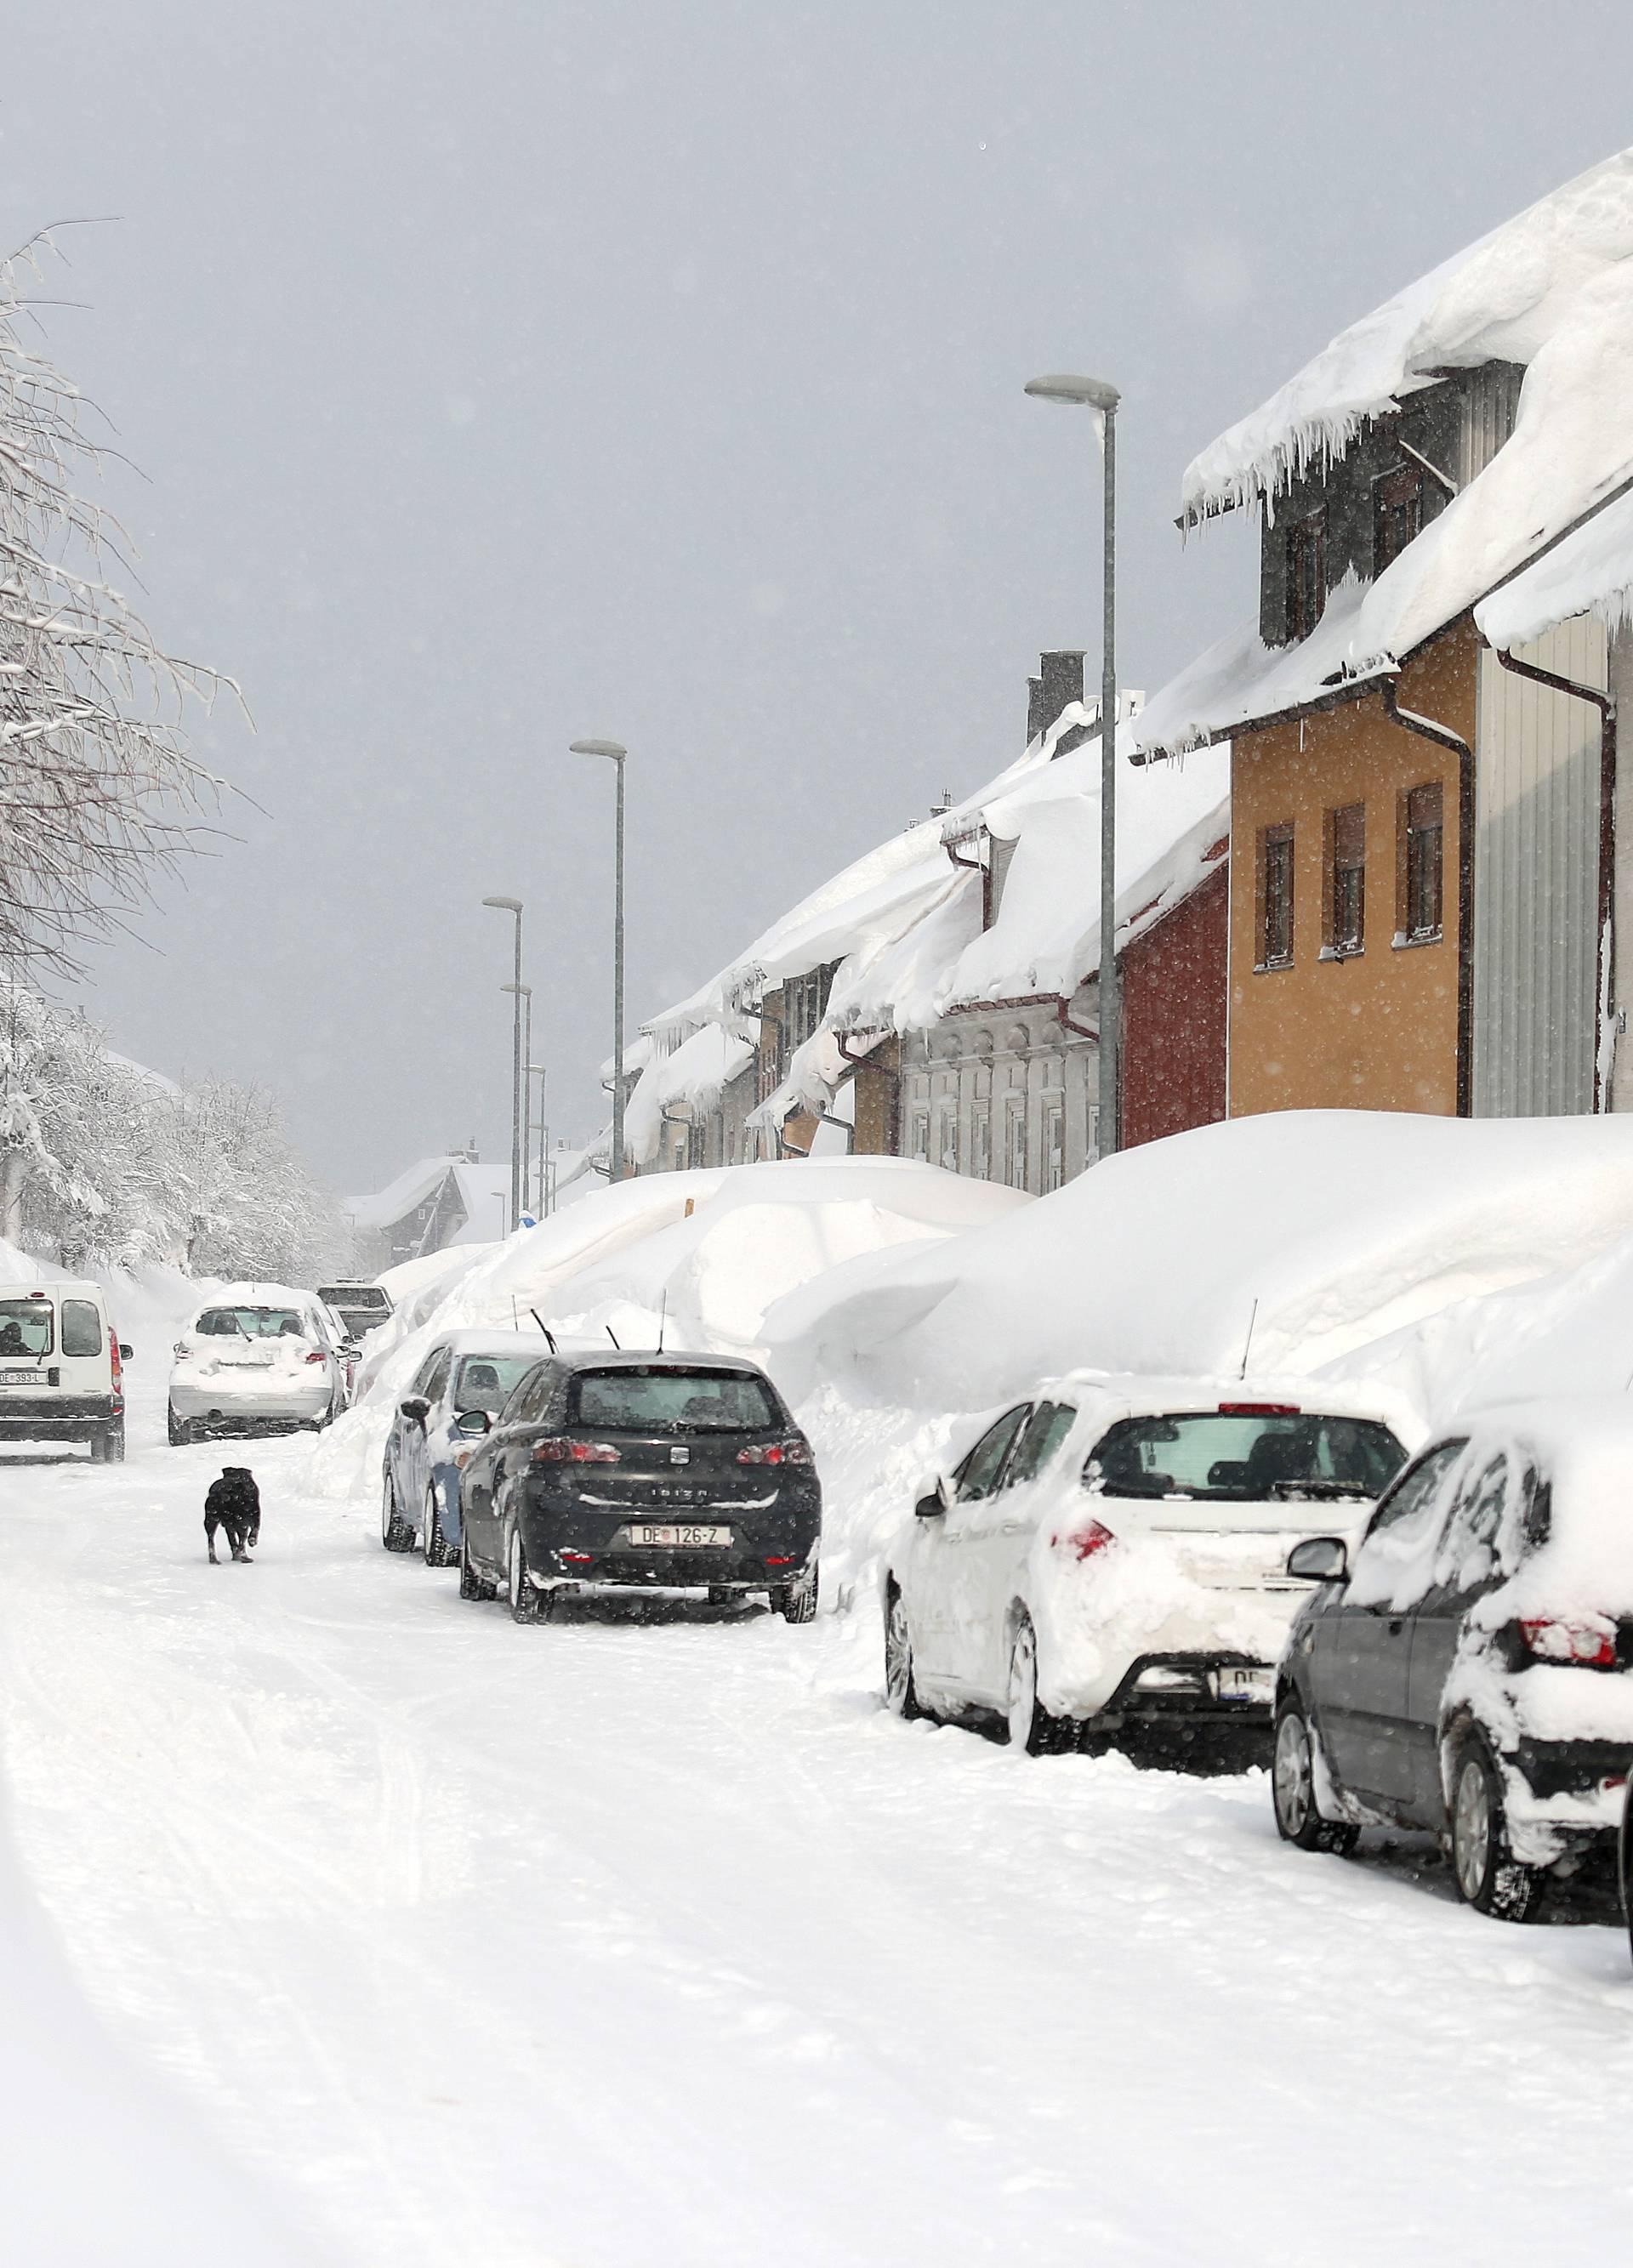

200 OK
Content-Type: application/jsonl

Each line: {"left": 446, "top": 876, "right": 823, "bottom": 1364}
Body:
{"left": 60, "top": 1299, "right": 103, "bottom": 1357}
{"left": 319, "top": 1286, "right": 388, "bottom": 1310}
{"left": 0, "top": 1298, "right": 53, "bottom": 1357}
{"left": 454, "top": 1353, "right": 540, "bottom": 1413}
{"left": 195, "top": 1306, "right": 309, "bottom": 1339}
{"left": 1085, "top": 1412, "right": 1405, "bottom": 1503}
{"left": 571, "top": 1367, "right": 779, "bottom": 1433}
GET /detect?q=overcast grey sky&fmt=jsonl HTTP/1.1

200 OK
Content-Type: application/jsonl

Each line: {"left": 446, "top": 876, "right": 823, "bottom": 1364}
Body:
{"left": 6, "top": 2, "right": 1632, "bottom": 1195}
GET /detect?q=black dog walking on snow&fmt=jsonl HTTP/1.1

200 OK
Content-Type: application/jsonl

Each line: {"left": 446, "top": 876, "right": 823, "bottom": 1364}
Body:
{"left": 204, "top": 1466, "right": 261, "bottom": 1563}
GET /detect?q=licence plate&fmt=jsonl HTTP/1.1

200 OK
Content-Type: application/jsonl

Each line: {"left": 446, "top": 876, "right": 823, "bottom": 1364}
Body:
{"left": 1215, "top": 1666, "right": 1275, "bottom": 1703}
{"left": 0, "top": 1370, "right": 36, "bottom": 1387}
{"left": 625, "top": 1524, "right": 731, "bottom": 1549}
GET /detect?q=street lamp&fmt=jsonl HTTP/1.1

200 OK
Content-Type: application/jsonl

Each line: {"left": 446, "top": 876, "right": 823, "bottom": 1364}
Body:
{"left": 528, "top": 1064, "right": 549, "bottom": 1216}
{"left": 503, "top": 982, "right": 532, "bottom": 1217}
{"left": 1026, "top": 372, "right": 1121, "bottom": 1159}
{"left": 482, "top": 895, "right": 524, "bottom": 1225}
{"left": 566, "top": 738, "right": 628, "bottom": 1180}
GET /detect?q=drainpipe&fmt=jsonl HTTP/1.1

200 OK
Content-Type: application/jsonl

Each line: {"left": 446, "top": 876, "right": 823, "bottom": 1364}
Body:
{"left": 1056, "top": 998, "right": 1101, "bottom": 1045}
{"left": 1381, "top": 678, "right": 1475, "bottom": 1119}
{"left": 1493, "top": 646, "right": 1617, "bottom": 1112}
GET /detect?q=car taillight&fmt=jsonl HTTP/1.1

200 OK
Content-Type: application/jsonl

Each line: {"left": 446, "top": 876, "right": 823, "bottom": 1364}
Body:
{"left": 532, "top": 1437, "right": 621, "bottom": 1464}
{"left": 304, "top": 1349, "right": 328, "bottom": 1367}
{"left": 173, "top": 1341, "right": 192, "bottom": 1361}
{"left": 1518, "top": 1617, "right": 1617, "bottom": 1668}
{"left": 110, "top": 1339, "right": 122, "bottom": 1380}
{"left": 737, "top": 1439, "right": 813, "bottom": 1466}
{"left": 1052, "top": 1518, "right": 1116, "bottom": 1562}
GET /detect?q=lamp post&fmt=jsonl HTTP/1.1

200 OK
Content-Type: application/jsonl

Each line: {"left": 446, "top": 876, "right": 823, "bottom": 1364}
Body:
{"left": 529, "top": 1064, "right": 549, "bottom": 1216}
{"left": 566, "top": 739, "right": 628, "bottom": 1180}
{"left": 482, "top": 895, "right": 524, "bottom": 1225}
{"left": 503, "top": 982, "right": 532, "bottom": 1216}
{"left": 1025, "top": 372, "right": 1121, "bottom": 1159}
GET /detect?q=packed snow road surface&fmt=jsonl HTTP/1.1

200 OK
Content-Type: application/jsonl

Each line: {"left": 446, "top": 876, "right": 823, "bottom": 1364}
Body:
{"left": 3, "top": 1423, "right": 1633, "bottom": 2264}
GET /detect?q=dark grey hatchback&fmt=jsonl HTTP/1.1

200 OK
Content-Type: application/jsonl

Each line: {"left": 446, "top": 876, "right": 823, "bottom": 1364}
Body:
{"left": 454, "top": 1352, "right": 822, "bottom": 1625}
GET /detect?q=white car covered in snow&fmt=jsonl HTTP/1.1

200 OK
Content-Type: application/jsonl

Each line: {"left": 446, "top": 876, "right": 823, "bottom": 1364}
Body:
{"left": 168, "top": 1284, "right": 352, "bottom": 1444}
{"left": 884, "top": 1375, "right": 1409, "bottom": 1759}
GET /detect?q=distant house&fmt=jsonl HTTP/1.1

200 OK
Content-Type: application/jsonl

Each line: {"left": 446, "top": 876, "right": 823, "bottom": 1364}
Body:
{"left": 1138, "top": 146, "right": 1633, "bottom": 1123}
{"left": 346, "top": 1153, "right": 512, "bottom": 1273}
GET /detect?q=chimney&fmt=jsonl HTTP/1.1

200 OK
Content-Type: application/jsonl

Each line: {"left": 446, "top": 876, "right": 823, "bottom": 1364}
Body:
{"left": 1038, "top": 650, "right": 1090, "bottom": 758}
{"left": 1027, "top": 674, "right": 1047, "bottom": 747}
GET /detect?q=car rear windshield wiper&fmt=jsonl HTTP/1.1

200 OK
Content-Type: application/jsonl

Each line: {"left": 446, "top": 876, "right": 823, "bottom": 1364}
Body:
{"left": 1267, "top": 1478, "right": 1374, "bottom": 1502}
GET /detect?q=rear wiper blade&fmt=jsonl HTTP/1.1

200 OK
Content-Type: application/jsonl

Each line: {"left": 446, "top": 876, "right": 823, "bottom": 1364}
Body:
{"left": 1268, "top": 1478, "right": 1374, "bottom": 1501}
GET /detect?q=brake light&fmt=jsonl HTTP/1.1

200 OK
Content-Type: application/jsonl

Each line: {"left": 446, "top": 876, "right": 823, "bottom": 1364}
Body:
{"left": 1217, "top": 1401, "right": 1300, "bottom": 1416}
{"left": 532, "top": 1437, "right": 621, "bottom": 1464}
{"left": 737, "top": 1439, "right": 813, "bottom": 1466}
{"left": 173, "top": 1340, "right": 192, "bottom": 1361}
{"left": 110, "top": 1339, "right": 122, "bottom": 1381}
{"left": 1052, "top": 1518, "right": 1116, "bottom": 1562}
{"left": 1519, "top": 1617, "right": 1617, "bottom": 1668}
{"left": 304, "top": 1349, "right": 328, "bottom": 1367}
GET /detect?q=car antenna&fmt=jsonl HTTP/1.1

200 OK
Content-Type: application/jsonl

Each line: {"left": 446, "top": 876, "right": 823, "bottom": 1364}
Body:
{"left": 1239, "top": 1297, "right": 1260, "bottom": 1381}
{"left": 657, "top": 1290, "right": 667, "bottom": 1356}
{"left": 530, "top": 1308, "right": 558, "bottom": 1355}
{"left": 606, "top": 1323, "right": 622, "bottom": 1350}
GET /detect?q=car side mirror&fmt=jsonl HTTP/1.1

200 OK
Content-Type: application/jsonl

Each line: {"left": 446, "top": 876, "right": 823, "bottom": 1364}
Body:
{"left": 1287, "top": 1536, "right": 1349, "bottom": 1583}
{"left": 399, "top": 1396, "right": 431, "bottom": 1424}
{"left": 914, "top": 1477, "right": 950, "bottom": 1520}
{"left": 453, "top": 1407, "right": 491, "bottom": 1437}
{"left": 118, "top": 1343, "right": 133, "bottom": 1361}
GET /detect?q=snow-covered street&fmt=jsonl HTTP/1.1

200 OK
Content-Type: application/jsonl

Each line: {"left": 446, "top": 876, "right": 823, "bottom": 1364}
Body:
{"left": 4, "top": 1375, "right": 1633, "bottom": 2266}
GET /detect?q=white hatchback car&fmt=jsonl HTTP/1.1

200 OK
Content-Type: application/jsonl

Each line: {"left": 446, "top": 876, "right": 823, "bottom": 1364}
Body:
{"left": 168, "top": 1283, "right": 351, "bottom": 1444}
{"left": 885, "top": 1373, "right": 1411, "bottom": 1759}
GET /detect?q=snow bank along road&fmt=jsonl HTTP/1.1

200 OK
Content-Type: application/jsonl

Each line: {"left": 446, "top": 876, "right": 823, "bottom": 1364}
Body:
{"left": 3, "top": 1418, "right": 1633, "bottom": 2265}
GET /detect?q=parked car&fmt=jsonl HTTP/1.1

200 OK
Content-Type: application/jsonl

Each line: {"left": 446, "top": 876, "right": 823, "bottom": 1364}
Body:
{"left": 317, "top": 1280, "right": 394, "bottom": 1341}
{"left": 1274, "top": 1398, "right": 1633, "bottom": 1922}
{"left": 454, "top": 1351, "right": 822, "bottom": 1624}
{"left": 380, "top": 1331, "right": 550, "bottom": 1565}
{"left": 168, "top": 1284, "right": 350, "bottom": 1443}
{"left": 0, "top": 1282, "right": 132, "bottom": 1462}
{"left": 884, "top": 1374, "right": 1409, "bottom": 1759}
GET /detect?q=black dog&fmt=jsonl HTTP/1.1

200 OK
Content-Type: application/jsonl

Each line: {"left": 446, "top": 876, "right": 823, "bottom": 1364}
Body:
{"left": 204, "top": 1466, "right": 261, "bottom": 1563}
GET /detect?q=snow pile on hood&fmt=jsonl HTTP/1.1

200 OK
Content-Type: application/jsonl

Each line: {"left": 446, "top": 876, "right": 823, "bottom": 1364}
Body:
{"left": 304, "top": 1160, "right": 1027, "bottom": 1503}
{"left": 1141, "top": 147, "right": 1633, "bottom": 757}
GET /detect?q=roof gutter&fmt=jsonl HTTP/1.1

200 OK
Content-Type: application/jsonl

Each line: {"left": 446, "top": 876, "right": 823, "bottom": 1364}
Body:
{"left": 1380, "top": 679, "right": 1474, "bottom": 1118}
{"left": 1493, "top": 647, "right": 1617, "bottom": 1110}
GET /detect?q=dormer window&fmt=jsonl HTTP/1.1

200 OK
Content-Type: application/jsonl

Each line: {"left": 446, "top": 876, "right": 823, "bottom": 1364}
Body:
{"left": 1285, "top": 511, "right": 1326, "bottom": 642}
{"left": 1374, "top": 463, "right": 1424, "bottom": 572}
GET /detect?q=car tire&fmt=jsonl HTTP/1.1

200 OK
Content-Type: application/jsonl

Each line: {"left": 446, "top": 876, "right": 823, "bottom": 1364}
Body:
{"left": 458, "top": 1527, "right": 495, "bottom": 1602}
{"left": 380, "top": 1469, "right": 414, "bottom": 1554}
{"left": 104, "top": 1419, "right": 125, "bottom": 1464}
{"left": 423, "top": 1486, "right": 455, "bottom": 1569}
{"left": 1272, "top": 1697, "right": 1359, "bottom": 1854}
{"left": 1448, "top": 1727, "right": 1544, "bottom": 1922}
{"left": 884, "top": 1586, "right": 925, "bottom": 1720}
{"left": 780, "top": 1563, "right": 818, "bottom": 1624}
{"left": 167, "top": 1404, "right": 191, "bottom": 1448}
{"left": 507, "top": 1526, "right": 542, "bottom": 1625}
{"left": 1004, "top": 1611, "right": 1069, "bottom": 1756}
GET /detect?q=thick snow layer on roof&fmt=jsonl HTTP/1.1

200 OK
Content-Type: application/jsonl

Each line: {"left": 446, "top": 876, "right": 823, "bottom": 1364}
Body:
{"left": 942, "top": 725, "right": 1229, "bottom": 1007}
{"left": 1475, "top": 482, "right": 1633, "bottom": 648}
{"left": 1184, "top": 147, "right": 1633, "bottom": 518}
{"left": 625, "top": 1022, "right": 756, "bottom": 1166}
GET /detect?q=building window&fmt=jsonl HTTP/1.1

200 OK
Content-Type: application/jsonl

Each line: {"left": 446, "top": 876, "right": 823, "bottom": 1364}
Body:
{"left": 1004, "top": 1093, "right": 1027, "bottom": 1190}
{"left": 1043, "top": 1098, "right": 1065, "bottom": 1192}
{"left": 1403, "top": 780, "right": 1444, "bottom": 941}
{"left": 935, "top": 1101, "right": 959, "bottom": 1175}
{"left": 1374, "top": 464, "right": 1424, "bottom": 573}
{"left": 1326, "top": 802, "right": 1365, "bottom": 956}
{"left": 971, "top": 1100, "right": 991, "bottom": 1182}
{"left": 1260, "top": 821, "right": 1294, "bottom": 968}
{"left": 1286, "top": 512, "right": 1326, "bottom": 641}
{"left": 908, "top": 1109, "right": 930, "bottom": 1163}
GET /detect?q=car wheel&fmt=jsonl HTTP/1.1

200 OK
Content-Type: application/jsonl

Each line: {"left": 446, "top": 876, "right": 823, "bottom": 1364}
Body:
{"left": 104, "top": 1420, "right": 125, "bottom": 1464}
{"left": 780, "top": 1562, "right": 818, "bottom": 1624}
{"left": 884, "top": 1586, "right": 925, "bottom": 1720}
{"left": 1272, "top": 1698, "right": 1359, "bottom": 1854}
{"left": 423, "top": 1486, "right": 454, "bottom": 1568}
{"left": 167, "top": 1404, "right": 191, "bottom": 1448}
{"left": 458, "top": 1527, "right": 494, "bottom": 1602}
{"left": 507, "top": 1526, "right": 542, "bottom": 1625}
{"left": 380, "top": 1469, "right": 414, "bottom": 1554}
{"left": 1004, "top": 1611, "right": 1067, "bottom": 1755}
{"left": 1448, "top": 1728, "right": 1544, "bottom": 1922}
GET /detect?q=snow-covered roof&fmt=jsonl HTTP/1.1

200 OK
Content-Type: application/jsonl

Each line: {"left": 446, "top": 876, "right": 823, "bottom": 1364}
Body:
{"left": 624, "top": 1023, "right": 757, "bottom": 1167}
{"left": 1474, "top": 479, "right": 1633, "bottom": 649}
{"left": 346, "top": 1157, "right": 509, "bottom": 1245}
{"left": 1143, "top": 147, "right": 1633, "bottom": 758}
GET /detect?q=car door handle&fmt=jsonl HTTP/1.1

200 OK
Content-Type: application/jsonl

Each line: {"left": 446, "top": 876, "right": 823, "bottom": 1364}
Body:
{"left": 1387, "top": 1618, "right": 1405, "bottom": 1635}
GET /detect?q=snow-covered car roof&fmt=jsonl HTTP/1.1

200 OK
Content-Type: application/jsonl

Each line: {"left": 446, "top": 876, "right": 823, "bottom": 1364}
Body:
{"left": 1423, "top": 1395, "right": 1633, "bottom": 1612}
{"left": 424, "top": 1328, "right": 557, "bottom": 1360}
{"left": 1016, "top": 1369, "right": 1419, "bottom": 1436}
{"left": 189, "top": 1282, "right": 327, "bottom": 1318}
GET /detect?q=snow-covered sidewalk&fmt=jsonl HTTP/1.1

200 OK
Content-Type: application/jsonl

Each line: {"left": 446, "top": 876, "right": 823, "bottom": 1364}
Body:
{"left": 2, "top": 1413, "right": 1632, "bottom": 2264}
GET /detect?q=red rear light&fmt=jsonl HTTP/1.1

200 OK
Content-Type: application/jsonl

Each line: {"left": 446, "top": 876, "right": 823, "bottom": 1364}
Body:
{"left": 532, "top": 1437, "right": 621, "bottom": 1464}
{"left": 1217, "top": 1401, "right": 1300, "bottom": 1416}
{"left": 1519, "top": 1617, "right": 1617, "bottom": 1668}
{"left": 737, "top": 1439, "right": 813, "bottom": 1466}
{"left": 1052, "top": 1518, "right": 1116, "bottom": 1562}
{"left": 304, "top": 1349, "right": 328, "bottom": 1367}
{"left": 110, "top": 1339, "right": 122, "bottom": 1379}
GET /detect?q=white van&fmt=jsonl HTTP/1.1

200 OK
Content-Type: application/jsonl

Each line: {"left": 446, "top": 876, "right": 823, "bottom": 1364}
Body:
{"left": 0, "top": 1283, "right": 132, "bottom": 1462}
